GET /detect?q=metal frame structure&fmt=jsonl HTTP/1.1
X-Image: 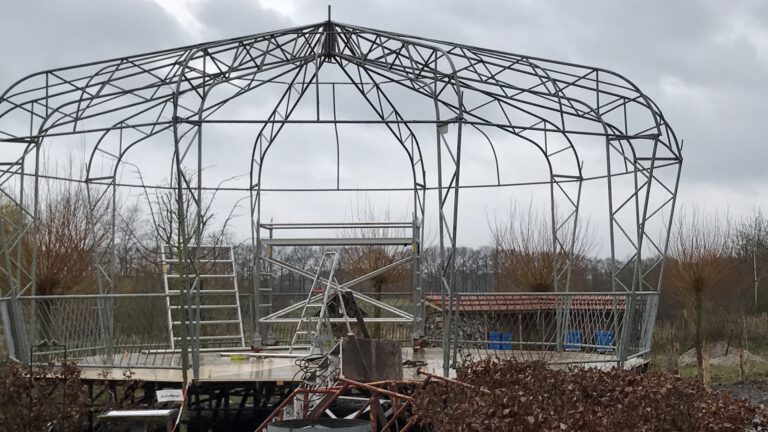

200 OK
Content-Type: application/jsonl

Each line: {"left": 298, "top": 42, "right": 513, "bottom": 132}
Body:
{"left": 255, "top": 377, "right": 419, "bottom": 432}
{"left": 0, "top": 13, "right": 681, "bottom": 378}
{"left": 256, "top": 221, "right": 421, "bottom": 350}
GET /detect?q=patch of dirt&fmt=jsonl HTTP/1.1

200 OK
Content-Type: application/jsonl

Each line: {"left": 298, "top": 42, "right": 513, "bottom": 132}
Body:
{"left": 716, "top": 382, "right": 768, "bottom": 407}
{"left": 679, "top": 340, "right": 766, "bottom": 368}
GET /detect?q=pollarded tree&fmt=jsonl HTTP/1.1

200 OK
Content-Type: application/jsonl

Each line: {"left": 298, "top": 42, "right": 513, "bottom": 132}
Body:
{"left": 33, "top": 182, "right": 108, "bottom": 296}
{"left": 491, "top": 202, "right": 593, "bottom": 292}
{"left": 668, "top": 208, "right": 731, "bottom": 387}
{"left": 334, "top": 201, "right": 412, "bottom": 339}
{"left": 337, "top": 204, "right": 410, "bottom": 294}
{"left": 0, "top": 180, "right": 109, "bottom": 342}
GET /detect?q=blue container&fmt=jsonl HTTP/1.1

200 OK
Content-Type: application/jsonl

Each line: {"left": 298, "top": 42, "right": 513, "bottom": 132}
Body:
{"left": 564, "top": 330, "right": 583, "bottom": 351}
{"left": 487, "top": 331, "right": 501, "bottom": 350}
{"left": 499, "top": 332, "right": 513, "bottom": 350}
{"left": 594, "top": 330, "right": 615, "bottom": 352}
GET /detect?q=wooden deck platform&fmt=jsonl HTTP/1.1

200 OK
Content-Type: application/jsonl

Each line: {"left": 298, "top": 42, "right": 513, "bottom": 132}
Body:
{"left": 76, "top": 348, "right": 648, "bottom": 383}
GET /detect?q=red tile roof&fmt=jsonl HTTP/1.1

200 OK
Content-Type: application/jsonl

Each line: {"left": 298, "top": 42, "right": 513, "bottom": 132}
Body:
{"left": 424, "top": 294, "right": 626, "bottom": 312}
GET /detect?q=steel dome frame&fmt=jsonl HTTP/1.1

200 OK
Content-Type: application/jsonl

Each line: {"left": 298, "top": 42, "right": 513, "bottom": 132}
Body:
{"left": 0, "top": 16, "right": 682, "bottom": 375}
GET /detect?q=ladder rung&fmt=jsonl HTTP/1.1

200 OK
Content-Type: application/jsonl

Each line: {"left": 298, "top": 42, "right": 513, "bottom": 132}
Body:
{"left": 173, "top": 335, "right": 242, "bottom": 340}
{"left": 264, "top": 317, "right": 412, "bottom": 323}
{"left": 295, "top": 331, "right": 316, "bottom": 335}
{"left": 257, "top": 304, "right": 273, "bottom": 307}
{"left": 172, "top": 320, "right": 240, "bottom": 325}
{"left": 258, "top": 288, "right": 273, "bottom": 292}
{"left": 164, "top": 244, "right": 241, "bottom": 349}
{"left": 161, "top": 244, "right": 233, "bottom": 248}
{"left": 163, "top": 259, "right": 233, "bottom": 263}
{"left": 167, "top": 289, "right": 237, "bottom": 294}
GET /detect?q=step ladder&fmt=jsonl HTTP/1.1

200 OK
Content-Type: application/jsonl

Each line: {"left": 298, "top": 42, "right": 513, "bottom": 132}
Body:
{"left": 257, "top": 246, "right": 276, "bottom": 345}
{"left": 162, "top": 245, "right": 246, "bottom": 350}
{"left": 289, "top": 251, "right": 352, "bottom": 354}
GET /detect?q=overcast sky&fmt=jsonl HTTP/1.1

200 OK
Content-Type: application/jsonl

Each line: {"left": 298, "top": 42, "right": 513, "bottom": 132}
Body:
{"left": 0, "top": 0, "right": 766, "bottom": 256}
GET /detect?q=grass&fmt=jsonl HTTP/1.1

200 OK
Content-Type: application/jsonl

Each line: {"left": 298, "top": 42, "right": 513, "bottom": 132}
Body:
{"left": 676, "top": 363, "right": 768, "bottom": 384}
{"left": 651, "top": 316, "right": 768, "bottom": 384}
{"left": 650, "top": 351, "right": 768, "bottom": 384}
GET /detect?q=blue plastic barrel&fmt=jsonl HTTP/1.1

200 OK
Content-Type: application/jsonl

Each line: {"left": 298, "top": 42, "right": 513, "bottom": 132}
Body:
{"left": 487, "top": 331, "right": 501, "bottom": 350}
{"left": 500, "top": 332, "right": 513, "bottom": 350}
{"left": 564, "top": 330, "right": 583, "bottom": 351}
{"left": 594, "top": 330, "right": 614, "bottom": 352}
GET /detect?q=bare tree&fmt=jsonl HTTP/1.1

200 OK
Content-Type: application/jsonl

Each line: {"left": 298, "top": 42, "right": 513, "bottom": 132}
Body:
{"left": 32, "top": 181, "right": 108, "bottom": 296}
{"left": 115, "top": 204, "right": 146, "bottom": 278}
{"left": 668, "top": 208, "right": 731, "bottom": 387}
{"left": 0, "top": 179, "right": 109, "bottom": 341}
{"left": 337, "top": 201, "right": 410, "bottom": 290}
{"left": 734, "top": 210, "right": 768, "bottom": 312}
{"left": 336, "top": 200, "right": 411, "bottom": 337}
{"left": 127, "top": 168, "right": 241, "bottom": 400}
{"left": 131, "top": 169, "right": 239, "bottom": 272}
{"left": 0, "top": 199, "right": 29, "bottom": 297}
{"left": 491, "top": 201, "right": 593, "bottom": 292}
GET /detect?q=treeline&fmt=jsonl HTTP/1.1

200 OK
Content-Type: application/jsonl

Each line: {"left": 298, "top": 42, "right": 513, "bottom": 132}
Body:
{"left": 90, "top": 209, "right": 768, "bottom": 327}
{"left": 5, "top": 183, "right": 767, "bottom": 336}
{"left": 225, "top": 244, "right": 616, "bottom": 295}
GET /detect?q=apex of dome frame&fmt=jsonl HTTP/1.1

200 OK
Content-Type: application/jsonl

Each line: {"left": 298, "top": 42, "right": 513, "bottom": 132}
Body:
{"left": 0, "top": 12, "right": 681, "bottom": 163}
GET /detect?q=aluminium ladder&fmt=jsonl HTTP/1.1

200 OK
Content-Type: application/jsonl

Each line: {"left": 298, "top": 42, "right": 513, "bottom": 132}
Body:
{"left": 162, "top": 245, "right": 246, "bottom": 350}
{"left": 289, "top": 251, "right": 352, "bottom": 354}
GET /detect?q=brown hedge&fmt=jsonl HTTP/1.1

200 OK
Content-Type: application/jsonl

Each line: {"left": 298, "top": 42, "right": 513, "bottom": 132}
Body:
{"left": 413, "top": 359, "right": 767, "bottom": 432}
{"left": 0, "top": 362, "right": 90, "bottom": 432}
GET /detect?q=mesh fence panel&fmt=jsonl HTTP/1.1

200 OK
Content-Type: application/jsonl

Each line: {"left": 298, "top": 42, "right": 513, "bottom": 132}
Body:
{"left": 3, "top": 291, "right": 658, "bottom": 371}
{"left": 442, "top": 292, "right": 657, "bottom": 366}
{"left": 16, "top": 295, "right": 179, "bottom": 368}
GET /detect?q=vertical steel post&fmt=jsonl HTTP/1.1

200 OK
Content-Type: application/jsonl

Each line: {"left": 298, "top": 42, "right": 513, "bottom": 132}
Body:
{"left": 411, "top": 217, "right": 424, "bottom": 344}
{"left": 171, "top": 93, "right": 191, "bottom": 397}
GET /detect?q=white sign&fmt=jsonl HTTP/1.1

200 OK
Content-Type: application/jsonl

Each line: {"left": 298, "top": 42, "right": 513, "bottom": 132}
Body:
{"left": 156, "top": 389, "right": 184, "bottom": 403}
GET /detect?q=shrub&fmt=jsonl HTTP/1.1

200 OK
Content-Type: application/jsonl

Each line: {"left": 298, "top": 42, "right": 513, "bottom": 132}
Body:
{"left": 414, "top": 359, "right": 766, "bottom": 431}
{"left": 0, "top": 362, "right": 90, "bottom": 432}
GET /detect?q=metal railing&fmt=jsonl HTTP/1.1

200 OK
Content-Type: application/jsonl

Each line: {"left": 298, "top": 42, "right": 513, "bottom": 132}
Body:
{"left": 0, "top": 290, "right": 658, "bottom": 374}
{"left": 0, "top": 291, "right": 418, "bottom": 371}
{"left": 3, "top": 294, "right": 180, "bottom": 369}
{"left": 445, "top": 291, "right": 657, "bottom": 367}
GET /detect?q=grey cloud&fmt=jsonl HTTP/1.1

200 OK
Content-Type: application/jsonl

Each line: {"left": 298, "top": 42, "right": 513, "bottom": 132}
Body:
{"left": 181, "top": 0, "right": 768, "bottom": 205}
{"left": 191, "top": 0, "right": 292, "bottom": 40}
{"left": 0, "top": 0, "right": 766, "bottom": 248}
{"left": 0, "top": 0, "right": 188, "bottom": 85}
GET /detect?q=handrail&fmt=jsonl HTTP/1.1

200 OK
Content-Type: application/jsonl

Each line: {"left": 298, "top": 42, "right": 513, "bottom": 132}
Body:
{"left": 451, "top": 291, "right": 658, "bottom": 297}
{"left": 254, "top": 377, "right": 418, "bottom": 432}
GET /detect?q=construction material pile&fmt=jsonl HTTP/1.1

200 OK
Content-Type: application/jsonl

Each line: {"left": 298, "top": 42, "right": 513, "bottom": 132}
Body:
{"left": 413, "top": 358, "right": 767, "bottom": 431}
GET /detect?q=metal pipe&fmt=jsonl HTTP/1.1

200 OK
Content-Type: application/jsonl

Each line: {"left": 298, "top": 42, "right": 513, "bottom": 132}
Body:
{"left": 416, "top": 368, "right": 489, "bottom": 394}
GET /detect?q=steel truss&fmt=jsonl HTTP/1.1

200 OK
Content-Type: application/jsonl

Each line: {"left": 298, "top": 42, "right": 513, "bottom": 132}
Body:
{"left": 0, "top": 15, "right": 681, "bottom": 375}
{"left": 256, "top": 221, "right": 420, "bottom": 352}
